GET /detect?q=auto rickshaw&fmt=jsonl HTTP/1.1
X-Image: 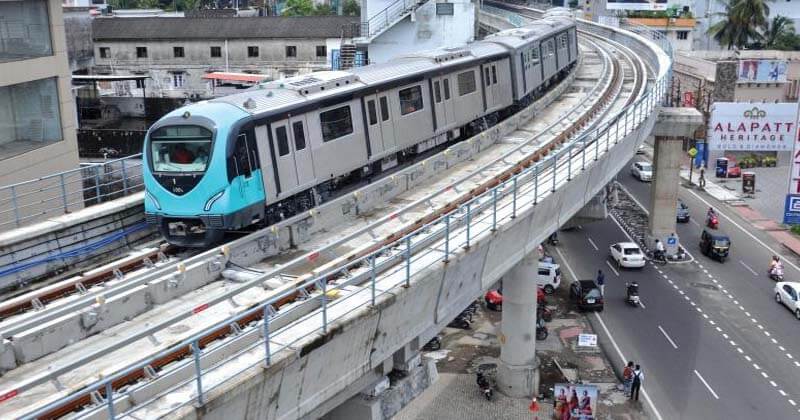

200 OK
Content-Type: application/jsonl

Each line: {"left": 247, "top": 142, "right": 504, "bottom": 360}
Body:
{"left": 699, "top": 229, "right": 730, "bottom": 262}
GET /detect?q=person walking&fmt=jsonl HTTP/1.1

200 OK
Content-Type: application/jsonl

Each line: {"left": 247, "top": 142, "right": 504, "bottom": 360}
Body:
{"left": 699, "top": 167, "right": 706, "bottom": 188}
{"left": 623, "top": 361, "right": 634, "bottom": 396}
{"left": 630, "top": 364, "right": 644, "bottom": 401}
{"left": 596, "top": 269, "right": 605, "bottom": 296}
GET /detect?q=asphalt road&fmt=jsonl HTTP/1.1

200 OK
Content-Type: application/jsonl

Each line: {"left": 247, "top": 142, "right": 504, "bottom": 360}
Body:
{"left": 553, "top": 160, "right": 800, "bottom": 419}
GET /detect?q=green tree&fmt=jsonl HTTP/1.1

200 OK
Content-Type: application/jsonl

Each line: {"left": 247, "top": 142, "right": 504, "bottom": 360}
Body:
{"left": 108, "top": 0, "right": 139, "bottom": 8}
{"left": 342, "top": 0, "right": 360, "bottom": 16}
{"left": 707, "top": 0, "right": 770, "bottom": 49}
{"left": 312, "top": 3, "right": 334, "bottom": 15}
{"left": 137, "top": 0, "right": 161, "bottom": 8}
{"left": 282, "top": 0, "right": 314, "bottom": 15}
{"left": 763, "top": 15, "right": 800, "bottom": 50}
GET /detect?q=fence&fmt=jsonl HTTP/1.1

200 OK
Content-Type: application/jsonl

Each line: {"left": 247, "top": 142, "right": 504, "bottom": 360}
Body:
{"left": 19, "top": 8, "right": 673, "bottom": 420}
{"left": 0, "top": 154, "right": 144, "bottom": 231}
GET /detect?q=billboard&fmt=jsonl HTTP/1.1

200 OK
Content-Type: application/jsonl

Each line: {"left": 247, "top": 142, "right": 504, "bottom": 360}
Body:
{"left": 738, "top": 60, "right": 788, "bottom": 83}
{"left": 606, "top": 0, "right": 667, "bottom": 10}
{"left": 707, "top": 102, "right": 798, "bottom": 151}
{"left": 554, "top": 384, "right": 599, "bottom": 420}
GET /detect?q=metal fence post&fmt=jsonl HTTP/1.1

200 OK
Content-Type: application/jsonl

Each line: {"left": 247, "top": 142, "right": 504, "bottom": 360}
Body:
{"left": 59, "top": 173, "right": 68, "bottom": 212}
{"left": 567, "top": 145, "right": 572, "bottom": 181}
{"left": 443, "top": 214, "right": 450, "bottom": 263}
{"left": 105, "top": 382, "right": 115, "bottom": 419}
{"left": 94, "top": 166, "right": 102, "bottom": 204}
{"left": 405, "top": 236, "right": 411, "bottom": 287}
{"left": 551, "top": 155, "right": 557, "bottom": 192}
{"left": 191, "top": 341, "right": 204, "bottom": 405}
{"left": 10, "top": 185, "right": 20, "bottom": 227}
{"left": 370, "top": 255, "right": 377, "bottom": 305}
{"left": 321, "top": 279, "right": 328, "bottom": 333}
{"left": 582, "top": 139, "right": 587, "bottom": 170}
{"left": 491, "top": 188, "right": 497, "bottom": 232}
{"left": 121, "top": 160, "right": 129, "bottom": 195}
{"left": 465, "top": 204, "right": 471, "bottom": 249}
{"left": 533, "top": 166, "right": 539, "bottom": 205}
{"left": 263, "top": 305, "right": 271, "bottom": 365}
{"left": 511, "top": 177, "right": 517, "bottom": 219}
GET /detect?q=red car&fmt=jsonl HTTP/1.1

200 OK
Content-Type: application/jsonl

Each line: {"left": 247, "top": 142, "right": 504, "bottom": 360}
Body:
{"left": 485, "top": 288, "right": 545, "bottom": 311}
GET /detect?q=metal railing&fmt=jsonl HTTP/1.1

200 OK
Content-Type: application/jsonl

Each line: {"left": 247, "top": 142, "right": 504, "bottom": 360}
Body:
{"left": 360, "top": 0, "right": 426, "bottom": 39}
{"left": 16, "top": 9, "right": 672, "bottom": 420}
{"left": 0, "top": 154, "right": 145, "bottom": 231}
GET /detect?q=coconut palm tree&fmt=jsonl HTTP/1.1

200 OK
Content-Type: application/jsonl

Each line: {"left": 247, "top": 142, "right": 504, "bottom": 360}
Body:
{"left": 763, "top": 15, "right": 800, "bottom": 50}
{"left": 707, "top": 0, "right": 771, "bottom": 49}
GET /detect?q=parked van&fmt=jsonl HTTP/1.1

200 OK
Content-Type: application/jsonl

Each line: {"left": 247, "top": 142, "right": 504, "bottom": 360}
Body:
{"left": 538, "top": 262, "right": 562, "bottom": 294}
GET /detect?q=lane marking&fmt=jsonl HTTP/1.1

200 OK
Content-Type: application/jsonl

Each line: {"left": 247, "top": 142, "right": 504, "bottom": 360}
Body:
{"left": 658, "top": 325, "right": 678, "bottom": 349}
{"left": 780, "top": 390, "right": 787, "bottom": 397}
{"left": 739, "top": 260, "right": 758, "bottom": 276}
{"left": 745, "top": 356, "right": 752, "bottom": 362}
{"left": 694, "top": 370, "right": 720, "bottom": 400}
{"left": 761, "top": 372, "right": 769, "bottom": 379}
{"left": 770, "top": 380, "right": 778, "bottom": 387}
{"left": 790, "top": 399, "right": 797, "bottom": 407}
{"left": 555, "top": 247, "right": 664, "bottom": 420}
{"left": 639, "top": 300, "right": 647, "bottom": 309}
{"left": 605, "top": 260, "right": 620, "bottom": 276}
{"left": 690, "top": 219, "right": 700, "bottom": 227}
{"left": 587, "top": 236, "right": 599, "bottom": 251}
{"left": 753, "top": 363, "right": 761, "bottom": 370}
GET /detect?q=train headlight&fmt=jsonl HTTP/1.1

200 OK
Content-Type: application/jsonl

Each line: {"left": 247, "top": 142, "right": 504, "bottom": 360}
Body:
{"left": 204, "top": 190, "right": 225, "bottom": 212}
{"left": 145, "top": 190, "right": 161, "bottom": 210}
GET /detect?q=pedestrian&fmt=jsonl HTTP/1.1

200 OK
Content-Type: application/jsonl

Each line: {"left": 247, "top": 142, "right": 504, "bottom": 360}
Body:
{"left": 623, "top": 361, "right": 634, "bottom": 396}
{"left": 699, "top": 167, "right": 706, "bottom": 188}
{"left": 596, "top": 269, "right": 605, "bottom": 296}
{"left": 630, "top": 364, "right": 644, "bottom": 401}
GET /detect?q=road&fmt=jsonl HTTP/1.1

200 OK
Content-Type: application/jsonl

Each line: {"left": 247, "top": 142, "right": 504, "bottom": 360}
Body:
{"left": 553, "top": 159, "right": 800, "bottom": 419}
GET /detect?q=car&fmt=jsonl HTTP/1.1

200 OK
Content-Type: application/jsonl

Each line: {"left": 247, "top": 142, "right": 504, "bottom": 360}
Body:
{"left": 485, "top": 287, "right": 546, "bottom": 311}
{"left": 699, "top": 229, "right": 730, "bottom": 262}
{"left": 630, "top": 161, "right": 653, "bottom": 181}
{"left": 677, "top": 200, "right": 690, "bottom": 223}
{"left": 609, "top": 242, "right": 646, "bottom": 268}
{"left": 570, "top": 280, "right": 604, "bottom": 311}
{"left": 537, "top": 262, "right": 562, "bottom": 294}
{"left": 774, "top": 282, "right": 800, "bottom": 320}
{"left": 636, "top": 144, "right": 646, "bottom": 154}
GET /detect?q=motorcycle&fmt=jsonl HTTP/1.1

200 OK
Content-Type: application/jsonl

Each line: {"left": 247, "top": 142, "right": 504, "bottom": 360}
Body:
{"left": 547, "top": 232, "right": 559, "bottom": 246}
{"left": 422, "top": 336, "right": 442, "bottom": 351}
{"left": 536, "top": 317, "right": 549, "bottom": 340}
{"left": 537, "top": 305, "right": 553, "bottom": 322}
{"left": 476, "top": 372, "right": 493, "bottom": 400}
{"left": 650, "top": 249, "right": 667, "bottom": 265}
{"left": 625, "top": 281, "right": 640, "bottom": 307}
{"left": 448, "top": 313, "right": 471, "bottom": 329}
{"left": 707, "top": 213, "right": 719, "bottom": 229}
{"left": 769, "top": 265, "right": 785, "bottom": 282}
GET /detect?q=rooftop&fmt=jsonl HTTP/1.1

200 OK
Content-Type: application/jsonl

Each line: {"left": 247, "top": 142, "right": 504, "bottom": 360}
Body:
{"left": 92, "top": 15, "right": 360, "bottom": 41}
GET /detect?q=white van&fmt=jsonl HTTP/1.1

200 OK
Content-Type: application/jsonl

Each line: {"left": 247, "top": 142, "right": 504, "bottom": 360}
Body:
{"left": 538, "top": 262, "right": 562, "bottom": 294}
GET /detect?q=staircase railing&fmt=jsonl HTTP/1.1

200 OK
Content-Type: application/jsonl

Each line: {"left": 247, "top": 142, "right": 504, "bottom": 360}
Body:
{"left": 361, "top": 0, "right": 425, "bottom": 39}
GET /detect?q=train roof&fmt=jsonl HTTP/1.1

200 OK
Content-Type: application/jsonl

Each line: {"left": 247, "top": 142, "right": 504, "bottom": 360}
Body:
{"left": 483, "top": 16, "right": 574, "bottom": 49}
{"left": 208, "top": 17, "right": 573, "bottom": 118}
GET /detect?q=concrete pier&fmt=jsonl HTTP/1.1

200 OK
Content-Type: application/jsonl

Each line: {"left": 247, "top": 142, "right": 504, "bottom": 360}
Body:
{"left": 648, "top": 107, "right": 703, "bottom": 253}
{"left": 496, "top": 253, "right": 539, "bottom": 398}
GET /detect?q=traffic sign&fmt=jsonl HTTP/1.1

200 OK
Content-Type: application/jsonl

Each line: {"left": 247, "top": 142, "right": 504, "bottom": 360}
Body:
{"left": 667, "top": 237, "right": 677, "bottom": 245}
{"left": 688, "top": 147, "right": 698, "bottom": 158}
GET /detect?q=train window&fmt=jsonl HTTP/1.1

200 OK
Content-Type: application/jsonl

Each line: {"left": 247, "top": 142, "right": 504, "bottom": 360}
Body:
{"left": 532, "top": 48, "right": 539, "bottom": 61}
{"left": 276, "top": 126, "right": 290, "bottom": 156}
{"left": 292, "top": 121, "right": 306, "bottom": 150}
{"left": 320, "top": 105, "right": 354, "bottom": 142}
{"left": 548, "top": 41, "right": 555, "bottom": 57}
{"left": 434, "top": 81, "right": 441, "bottom": 103}
{"left": 484, "top": 68, "right": 491, "bottom": 87}
{"left": 443, "top": 79, "right": 451, "bottom": 100}
{"left": 150, "top": 125, "right": 212, "bottom": 173}
{"left": 457, "top": 71, "right": 476, "bottom": 96}
{"left": 235, "top": 134, "right": 253, "bottom": 178}
{"left": 380, "top": 97, "right": 390, "bottom": 121}
{"left": 367, "top": 100, "right": 378, "bottom": 125}
{"left": 492, "top": 66, "right": 498, "bottom": 84}
{"left": 399, "top": 86, "right": 423, "bottom": 115}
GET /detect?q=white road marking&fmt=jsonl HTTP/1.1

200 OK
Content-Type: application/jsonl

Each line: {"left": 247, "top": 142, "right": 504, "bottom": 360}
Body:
{"left": 709, "top": 320, "right": 716, "bottom": 325}
{"left": 761, "top": 372, "right": 769, "bottom": 379}
{"left": 745, "top": 356, "right": 752, "bottom": 362}
{"left": 587, "top": 237, "right": 599, "bottom": 251}
{"left": 694, "top": 370, "right": 720, "bottom": 400}
{"left": 779, "top": 346, "right": 786, "bottom": 351}
{"left": 722, "top": 333, "right": 729, "bottom": 339}
{"left": 770, "top": 380, "right": 778, "bottom": 387}
{"left": 734, "top": 300, "right": 739, "bottom": 305}
{"left": 790, "top": 399, "right": 797, "bottom": 407}
{"left": 739, "top": 260, "right": 758, "bottom": 276}
{"left": 745, "top": 311, "right": 751, "bottom": 317}
{"left": 729, "top": 340, "right": 736, "bottom": 346}
{"left": 605, "top": 260, "right": 620, "bottom": 276}
{"left": 780, "top": 390, "right": 787, "bottom": 397}
{"left": 753, "top": 363, "right": 761, "bottom": 370}
{"left": 690, "top": 219, "right": 701, "bottom": 227}
{"left": 555, "top": 247, "right": 664, "bottom": 420}
{"left": 737, "top": 348, "right": 743, "bottom": 354}
{"left": 658, "top": 325, "right": 678, "bottom": 349}
{"left": 638, "top": 300, "right": 647, "bottom": 309}
{"left": 715, "top": 327, "right": 722, "bottom": 332}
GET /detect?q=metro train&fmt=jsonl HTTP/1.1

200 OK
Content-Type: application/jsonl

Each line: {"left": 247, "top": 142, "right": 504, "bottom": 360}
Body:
{"left": 143, "top": 12, "right": 579, "bottom": 247}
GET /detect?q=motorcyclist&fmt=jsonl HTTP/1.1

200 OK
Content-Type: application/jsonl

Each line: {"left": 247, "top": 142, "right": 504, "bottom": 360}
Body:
{"left": 654, "top": 239, "right": 665, "bottom": 260}
{"left": 707, "top": 207, "right": 717, "bottom": 223}
{"left": 626, "top": 281, "right": 639, "bottom": 299}
{"left": 769, "top": 256, "right": 783, "bottom": 274}
{"left": 476, "top": 372, "right": 491, "bottom": 389}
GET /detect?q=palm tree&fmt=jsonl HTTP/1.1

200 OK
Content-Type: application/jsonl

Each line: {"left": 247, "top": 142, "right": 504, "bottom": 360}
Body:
{"left": 763, "top": 15, "right": 799, "bottom": 50}
{"left": 707, "top": 0, "right": 771, "bottom": 49}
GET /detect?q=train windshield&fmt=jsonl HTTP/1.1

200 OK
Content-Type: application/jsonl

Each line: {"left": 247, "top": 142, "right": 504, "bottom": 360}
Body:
{"left": 149, "top": 125, "right": 212, "bottom": 173}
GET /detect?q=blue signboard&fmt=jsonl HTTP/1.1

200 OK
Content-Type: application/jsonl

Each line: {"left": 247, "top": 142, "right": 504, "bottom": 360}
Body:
{"left": 783, "top": 194, "right": 800, "bottom": 225}
{"left": 667, "top": 237, "right": 677, "bottom": 245}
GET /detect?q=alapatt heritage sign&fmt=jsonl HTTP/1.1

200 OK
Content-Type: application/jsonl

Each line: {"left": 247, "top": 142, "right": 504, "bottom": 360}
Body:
{"left": 707, "top": 102, "right": 798, "bottom": 151}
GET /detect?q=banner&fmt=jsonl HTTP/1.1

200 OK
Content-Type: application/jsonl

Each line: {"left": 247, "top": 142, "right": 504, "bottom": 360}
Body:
{"left": 738, "top": 60, "right": 788, "bottom": 83}
{"left": 606, "top": 0, "right": 667, "bottom": 10}
{"left": 554, "top": 384, "right": 599, "bottom": 420}
{"left": 707, "top": 103, "right": 798, "bottom": 151}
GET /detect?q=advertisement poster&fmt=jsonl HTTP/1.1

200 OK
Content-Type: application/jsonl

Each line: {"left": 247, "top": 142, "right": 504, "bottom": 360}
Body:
{"left": 606, "top": 0, "right": 667, "bottom": 10}
{"left": 707, "top": 102, "right": 798, "bottom": 151}
{"left": 738, "top": 60, "right": 788, "bottom": 83}
{"left": 554, "top": 384, "right": 599, "bottom": 420}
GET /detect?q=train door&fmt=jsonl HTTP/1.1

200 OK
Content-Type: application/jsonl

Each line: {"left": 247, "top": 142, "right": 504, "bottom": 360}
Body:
{"left": 431, "top": 78, "right": 446, "bottom": 131}
{"left": 271, "top": 120, "right": 299, "bottom": 195}
{"left": 482, "top": 65, "right": 494, "bottom": 110}
{"left": 364, "top": 95, "right": 385, "bottom": 158}
{"left": 231, "top": 127, "right": 261, "bottom": 205}
{"left": 377, "top": 94, "right": 396, "bottom": 152}
{"left": 439, "top": 76, "right": 456, "bottom": 127}
{"left": 288, "top": 115, "right": 316, "bottom": 188}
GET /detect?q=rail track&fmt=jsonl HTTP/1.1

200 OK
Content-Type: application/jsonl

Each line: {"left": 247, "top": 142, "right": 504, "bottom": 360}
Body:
{"left": 0, "top": 15, "right": 659, "bottom": 418}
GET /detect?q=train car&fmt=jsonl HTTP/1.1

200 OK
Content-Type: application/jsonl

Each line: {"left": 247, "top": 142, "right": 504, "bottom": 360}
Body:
{"left": 144, "top": 16, "right": 578, "bottom": 247}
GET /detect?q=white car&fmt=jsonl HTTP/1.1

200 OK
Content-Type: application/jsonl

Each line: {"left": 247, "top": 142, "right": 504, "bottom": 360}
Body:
{"left": 774, "top": 282, "right": 800, "bottom": 320}
{"left": 630, "top": 161, "right": 653, "bottom": 181}
{"left": 610, "top": 242, "right": 646, "bottom": 268}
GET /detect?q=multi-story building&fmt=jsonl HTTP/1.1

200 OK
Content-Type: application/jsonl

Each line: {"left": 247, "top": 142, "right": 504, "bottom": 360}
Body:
{"left": 0, "top": 0, "right": 81, "bottom": 216}
{"left": 91, "top": 15, "right": 359, "bottom": 99}
{"left": 625, "top": 17, "right": 695, "bottom": 51}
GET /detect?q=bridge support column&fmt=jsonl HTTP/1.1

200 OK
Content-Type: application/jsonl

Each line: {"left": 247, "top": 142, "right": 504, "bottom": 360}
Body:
{"left": 648, "top": 108, "right": 704, "bottom": 254}
{"left": 496, "top": 252, "right": 539, "bottom": 398}
{"left": 561, "top": 189, "right": 607, "bottom": 229}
